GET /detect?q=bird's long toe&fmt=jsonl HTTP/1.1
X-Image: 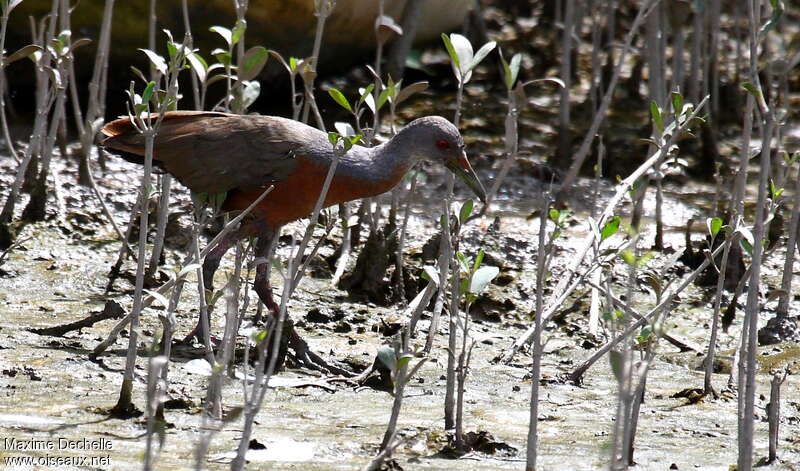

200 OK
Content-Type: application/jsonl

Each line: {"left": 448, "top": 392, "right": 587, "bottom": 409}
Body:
{"left": 288, "top": 328, "right": 354, "bottom": 377}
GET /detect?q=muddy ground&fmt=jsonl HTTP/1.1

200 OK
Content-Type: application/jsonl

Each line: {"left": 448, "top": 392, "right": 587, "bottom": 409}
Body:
{"left": 1, "top": 137, "right": 799, "bottom": 471}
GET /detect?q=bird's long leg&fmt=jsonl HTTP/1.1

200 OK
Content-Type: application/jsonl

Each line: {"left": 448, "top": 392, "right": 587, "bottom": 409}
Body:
{"left": 253, "top": 230, "right": 280, "bottom": 314}
{"left": 182, "top": 226, "right": 241, "bottom": 343}
{"left": 252, "top": 230, "right": 352, "bottom": 377}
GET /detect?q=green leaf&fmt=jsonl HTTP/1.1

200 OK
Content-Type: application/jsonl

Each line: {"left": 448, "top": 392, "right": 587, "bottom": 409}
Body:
{"left": 609, "top": 350, "right": 624, "bottom": 382}
{"left": 239, "top": 46, "right": 268, "bottom": 81}
{"left": 186, "top": 52, "right": 208, "bottom": 83}
{"left": 740, "top": 82, "right": 761, "bottom": 99}
{"left": 556, "top": 209, "right": 570, "bottom": 226}
{"left": 740, "top": 237, "right": 753, "bottom": 256}
{"left": 500, "top": 52, "right": 511, "bottom": 89}
{"left": 636, "top": 326, "right": 653, "bottom": 345}
{"left": 4, "top": 44, "right": 41, "bottom": 65}
{"left": 141, "top": 81, "right": 156, "bottom": 106}
{"left": 460, "top": 278, "right": 470, "bottom": 295}
{"left": 441, "top": 33, "right": 461, "bottom": 71}
{"left": 396, "top": 354, "right": 413, "bottom": 372}
{"left": 143, "top": 289, "right": 169, "bottom": 309}
{"left": 769, "top": 179, "right": 784, "bottom": 199}
{"left": 327, "top": 131, "right": 341, "bottom": 146}
{"left": 459, "top": 199, "right": 474, "bottom": 223}
{"left": 636, "top": 251, "right": 654, "bottom": 268}
{"left": 254, "top": 329, "right": 268, "bottom": 344}
{"left": 671, "top": 92, "right": 684, "bottom": 117}
{"left": 737, "top": 226, "right": 754, "bottom": 256}
{"left": 394, "top": 81, "right": 428, "bottom": 106}
{"left": 210, "top": 26, "right": 232, "bottom": 48}
{"left": 211, "top": 48, "right": 230, "bottom": 64}
{"left": 600, "top": 216, "right": 621, "bottom": 241}
{"left": 473, "top": 249, "right": 485, "bottom": 271}
{"left": 232, "top": 19, "right": 247, "bottom": 45}
{"left": 707, "top": 217, "right": 723, "bottom": 237}
{"left": 239, "top": 80, "right": 260, "bottom": 109}
{"left": 139, "top": 48, "right": 167, "bottom": 75}
{"left": 162, "top": 28, "right": 174, "bottom": 44}
{"left": 334, "top": 121, "right": 355, "bottom": 138}
{"left": 501, "top": 51, "right": 522, "bottom": 90}
{"left": 346, "top": 134, "right": 363, "bottom": 149}
{"left": 456, "top": 252, "right": 470, "bottom": 274}
{"left": 205, "top": 74, "right": 230, "bottom": 88}
{"left": 548, "top": 208, "right": 560, "bottom": 223}
{"left": 520, "top": 77, "right": 566, "bottom": 89}
{"left": 166, "top": 41, "right": 178, "bottom": 61}
{"left": 376, "top": 87, "right": 391, "bottom": 110}
{"left": 468, "top": 41, "right": 496, "bottom": 71}
{"left": 357, "top": 84, "right": 375, "bottom": 106}
{"left": 385, "top": 76, "right": 397, "bottom": 101}
{"left": 619, "top": 250, "right": 637, "bottom": 266}
{"left": 377, "top": 345, "right": 397, "bottom": 371}
{"left": 422, "top": 266, "right": 440, "bottom": 285}
{"left": 328, "top": 88, "right": 352, "bottom": 112}
{"left": 443, "top": 33, "right": 476, "bottom": 82}
{"left": 650, "top": 100, "right": 663, "bottom": 134}
{"left": 177, "top": 263, "right": 202, "bottom": 279}
{"left": 469, "top": 266, "right": 499, "bottom": 294}
{"left": 375, "top": 14, "right": 403, "bottom": 47}
{"left": 602, "top": 310, "right": 625, "bottom": 322}
{"left": 759, "top": 0, "right": 784, "bottom": 36}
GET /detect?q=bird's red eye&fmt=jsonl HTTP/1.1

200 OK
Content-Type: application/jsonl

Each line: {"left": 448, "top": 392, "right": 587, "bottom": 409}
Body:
{"left": 436, "top": 139, "right": 450, "bottom": 150}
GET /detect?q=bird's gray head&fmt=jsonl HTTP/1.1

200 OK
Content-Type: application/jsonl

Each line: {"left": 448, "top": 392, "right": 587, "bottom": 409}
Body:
{"left": 400, "top": 116, "right": 486, "bottom": 202}
{"left": 401, "top": 116, "right": 465, "bottom": 163}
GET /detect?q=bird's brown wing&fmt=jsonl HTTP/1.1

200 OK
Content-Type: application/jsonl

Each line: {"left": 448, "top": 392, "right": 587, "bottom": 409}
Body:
{"left": 101, "top": 111, "right": 304, "bottom": 194}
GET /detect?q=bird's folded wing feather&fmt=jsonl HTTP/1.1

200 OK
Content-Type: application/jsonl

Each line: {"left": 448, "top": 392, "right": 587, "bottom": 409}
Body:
{"left": 102, "top": 112, "right": 303, "bottom": 194}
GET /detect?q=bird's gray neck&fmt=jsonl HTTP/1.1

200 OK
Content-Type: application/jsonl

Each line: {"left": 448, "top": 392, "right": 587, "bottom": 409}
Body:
{"left": 300, "top": 123, "right": 423, "bottom": 184}
{"left": 322, "top": 131, "right": 418, "bottom": 183}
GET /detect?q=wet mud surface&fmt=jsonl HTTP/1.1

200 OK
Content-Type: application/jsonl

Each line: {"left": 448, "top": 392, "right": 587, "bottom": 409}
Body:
{"left": 1, "top": 147, "right": 799, "bottom": 470}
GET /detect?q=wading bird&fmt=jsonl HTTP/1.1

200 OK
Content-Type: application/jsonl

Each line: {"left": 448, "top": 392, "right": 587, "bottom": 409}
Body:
{"left": 101, "top": 111, "right": 486, "bottom": 372}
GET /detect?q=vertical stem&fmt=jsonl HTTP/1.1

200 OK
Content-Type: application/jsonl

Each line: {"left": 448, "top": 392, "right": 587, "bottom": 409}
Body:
{"left": 738, "top": 1, "right": 771, "bottom": 468}
{"left": 0, "top": 10, "right": 18, "bottom": 161}
{"left": 371, "top": 0, "right": 384, "bottom": 137}
{"left": 776, "top": 165, "right": 800, "bottom": 316}
{"left": 706, "top": 0, "right": 721, "bottom": 119}
{"left": 556, "top": 0, "right": 574, "bottom": 164}
{"left": 486, "top": 89, "right": 518, "bottom": 206}
{"left": 440, "top": 200, "right": 456, "bottom": 429}
{"left": 182, "top": 0, "right": 200, "bottom": 109}
{"left": 394, "top": 173, "right": 417, "bottom": 305}
{"left": 379, "top": 334, "right": 408, "bottom": 450}
{"left": 688, "top": 0, "right": 701, "bottom": 104}
{"left": 79, "top": 0, "right": 115, "bottom": 173}
{"left": 114, "top": 131, "right": 155, "bottom": 413}
{"left": 767, "top": 370, "right": 787, "bottom": 463}
{"left": 301, "top": 0, "right": 333, "bottom": 125}
{"left": 147, "top": 175, "right": 171, "bottom": 280}
{"left": 588, "top": 0, "right": 602, "bottom": 113}
{"left": 703, "top": 234, "right": 733, "bottom": 396}
{"left": 148, "top": 0, "right": 157, "bottom": 80}
{"left": 525, "top": 197, "right": 549, "bottom": 471}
